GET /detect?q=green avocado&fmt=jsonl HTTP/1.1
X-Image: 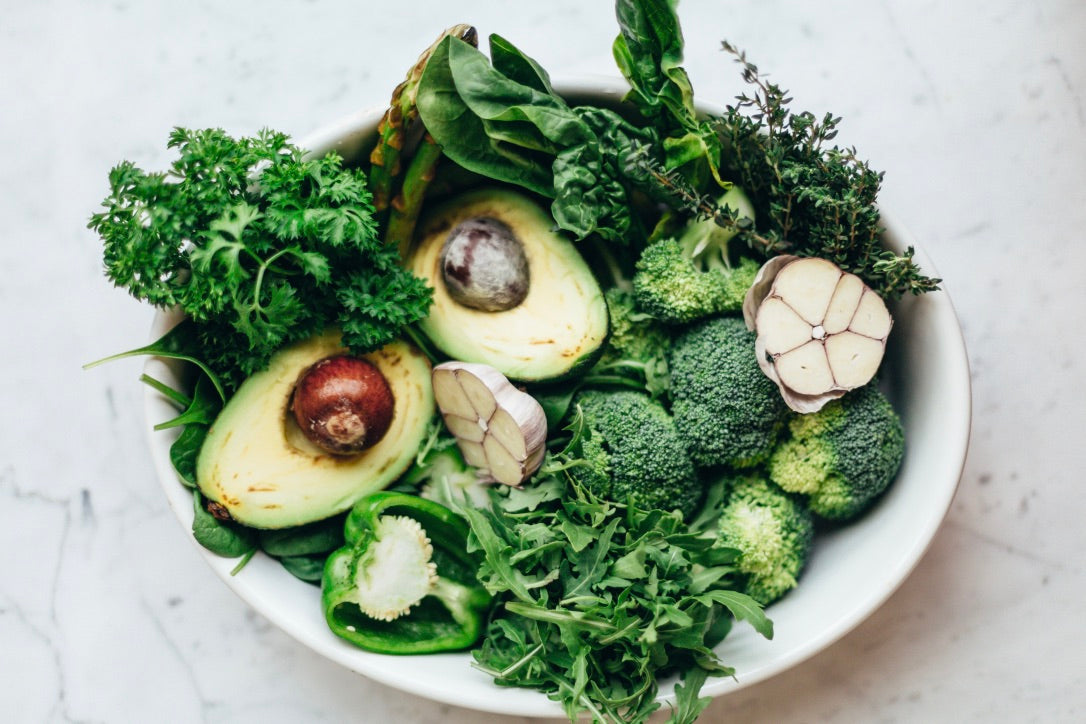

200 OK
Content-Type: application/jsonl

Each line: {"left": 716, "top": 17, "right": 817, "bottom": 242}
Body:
{"left": 195, "top": 331, "right": 434, "bottom": 529}
{"left": 406, "top": 188, "right": 608, "bottom": 382}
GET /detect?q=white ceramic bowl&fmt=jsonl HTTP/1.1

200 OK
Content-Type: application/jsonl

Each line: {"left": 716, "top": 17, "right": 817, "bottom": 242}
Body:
{"left": 143, "top": 79, "right": 971, "bottom": 717}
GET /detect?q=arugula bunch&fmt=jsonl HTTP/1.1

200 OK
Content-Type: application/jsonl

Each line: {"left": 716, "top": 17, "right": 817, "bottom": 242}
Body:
{"left": 89, "top": 127, "right": 432, "bottom": 391}
{"left": 454, "top": 436, "right": 772, "bottom": 723}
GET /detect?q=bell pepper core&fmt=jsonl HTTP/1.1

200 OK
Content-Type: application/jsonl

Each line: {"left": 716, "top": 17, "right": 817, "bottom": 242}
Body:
{"left": 321, "top": 491, "right": 492, "bottom": 654}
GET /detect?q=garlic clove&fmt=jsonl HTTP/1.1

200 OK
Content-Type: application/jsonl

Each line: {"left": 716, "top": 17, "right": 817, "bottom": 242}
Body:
{"left": 430, "top": 367, "right": 477, "bottom": 419}
{"left": 774, "top": 340, "right": 836, "bottom": 396}
{"left": 850, "top": 288, "right": 894, "bottom": 339}
{"left": 756, "top": 296, "right": 816, "bottom": 355}
{"left": 432, "top": 361, "right": 547, "bottom": 486}
{"left": 441, "top": 412, "right": 486, "bottom": 443}
{"left": 770, "top": 257, "right": 842, "bottom": 325}
{"left": 822, "top": 273, "right": 865, "bottom": 334}
{"left": 824, "top": 332, "right": 886, "bottom": 389}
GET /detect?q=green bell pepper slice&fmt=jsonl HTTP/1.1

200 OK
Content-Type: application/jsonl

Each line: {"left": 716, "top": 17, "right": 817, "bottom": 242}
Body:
{"left": 321, "top": 491, "right": 492, "bottom": 654}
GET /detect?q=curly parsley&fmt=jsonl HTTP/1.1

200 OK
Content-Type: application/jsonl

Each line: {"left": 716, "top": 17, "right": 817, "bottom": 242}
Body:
{"left": 89, "top": 127, "right": 432, "bottom": 390}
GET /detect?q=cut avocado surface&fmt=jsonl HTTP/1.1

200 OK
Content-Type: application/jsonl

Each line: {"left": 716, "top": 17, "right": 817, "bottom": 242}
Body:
{"left": 195, "top": 331, "right": 434, "bottom": 529}
{"left": 407, "top": 188, "right": 608, "bottom": 382}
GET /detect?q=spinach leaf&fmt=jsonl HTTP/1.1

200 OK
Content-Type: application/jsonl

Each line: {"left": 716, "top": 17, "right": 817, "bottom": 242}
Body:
{"left": 277, "top": 554, "right": 328, "bottom": 583}
{"left": 489, "top": 33, "right": 554, "bottom": 95}
{"left": 258, "top": 515, "right": 345, "bottom": 557}
{"left": 151, "top": 374, "right": 222, "bottom": 431}
{"left": 416, "top": 33, "right": 660, "bottom": 244}
{"left": 85, "top": 320, "right": 226, "bottom": 402}
{"left": 191, "top": 491, "right": 258, "bottom": 559}
{"left": 169, "top": 424, "right": 207, "bottom": 488}
{"left": 417, "top": 35, "right": 555, "bottom": 196}
{"left": 614, "top": 0, "right": 724, "bottom": 187}
{"left": 613, "top": 0, "right": 695, "bottom": 128}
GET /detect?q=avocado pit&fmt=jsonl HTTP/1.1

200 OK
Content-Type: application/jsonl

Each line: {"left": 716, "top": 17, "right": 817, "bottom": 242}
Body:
{"left": 291, "top": 355, "right": 395, "bottom": 455}
{"left": 440, "top": 216, "right": 529, "bottom": 311}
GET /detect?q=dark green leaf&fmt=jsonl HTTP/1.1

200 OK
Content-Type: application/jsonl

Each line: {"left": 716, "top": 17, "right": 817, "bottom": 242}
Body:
{"left": 277, "top": 553, "right": 328, "bottom": 583}
{"left": 191, "top": 491, "right": 258, "bottom": 558}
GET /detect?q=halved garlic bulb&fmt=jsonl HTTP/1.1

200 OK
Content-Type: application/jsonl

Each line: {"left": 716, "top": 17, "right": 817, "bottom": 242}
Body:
{"left": 744, "top": 256, "right": 893, "bottom": 413}
{"left": 431, "top": 361, "right": 547, "bottom": 486}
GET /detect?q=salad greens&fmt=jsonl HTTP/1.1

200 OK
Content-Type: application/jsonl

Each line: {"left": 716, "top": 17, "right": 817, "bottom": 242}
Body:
{"left": 459, "top": 470, "right": 771, "bottom": 723}
{"left": 87, "top": 0, "right": 936, "bottom": 721}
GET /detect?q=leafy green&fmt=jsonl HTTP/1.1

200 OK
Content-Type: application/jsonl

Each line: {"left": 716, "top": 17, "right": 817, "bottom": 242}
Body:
{"left": 613, "top": 0, "right": 723, "bottom": 187}
{"left": 191, "top": 491, "right": 258, "bottom": 560}
{"left": 88, "top": 127, "right": 432, "bottom": 391}
{"left": 457, "top": 466, "right": 770, "bottom": 722}
{"left": 416, "top": 33, "right": 660, "bottom": 244}
{"left": 710, "top": 43, "right": 940, "bottom": 298}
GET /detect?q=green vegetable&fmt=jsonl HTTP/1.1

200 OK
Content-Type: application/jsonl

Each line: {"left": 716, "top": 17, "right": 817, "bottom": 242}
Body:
{"left": 768, "top": 384, "right": 905, "bottom": 520}
{"left": 415, "top": 32, "right": 660, "bottom": 244}
{"left": 88, "top": 128, "right": 432, "bottom": 391}
{"left": 321, "top": 492, "right": 491, "bottom": 654}
{"left": 632, "top": 185, "right": 760, "bottom": 325}
{"left": 591, "top": 287, "right": 672, "bottom": 398}
{"left": 368, "top": 24, "right": 477, "bottom": 216}
{"left": 456, "top": 471, "right": 772, "bottom": 723}
{"left": 715, "top": 474, "right": 814, "bottom": 605}
{"left": 568, "top": 389, "right": 701, "bottom": 517}
{"left": 669, "top": 316, "right": 789, "bottom": 468}
{"left": 712, "top": 43, "right": 940, "bottom": 298}
{"left": 613, "top": 0, "right": 724, "bottom": 187}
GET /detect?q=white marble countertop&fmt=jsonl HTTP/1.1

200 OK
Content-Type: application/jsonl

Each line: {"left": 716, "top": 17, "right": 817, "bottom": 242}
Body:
{"left": 4, "top": 0, "right": 1084, "bottom": 721}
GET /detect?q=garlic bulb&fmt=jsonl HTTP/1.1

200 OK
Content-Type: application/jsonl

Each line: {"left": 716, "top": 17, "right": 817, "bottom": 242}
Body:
{"left": 431, "top": 361, "right": 547, "bottom": 486}
{"left": 744, "top": 256, "right": 893, "bottom": 413}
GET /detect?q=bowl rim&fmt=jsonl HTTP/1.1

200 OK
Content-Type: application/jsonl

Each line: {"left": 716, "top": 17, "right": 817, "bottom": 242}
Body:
{"left": 141, "top": 75, "right": 972, "bottom": 716}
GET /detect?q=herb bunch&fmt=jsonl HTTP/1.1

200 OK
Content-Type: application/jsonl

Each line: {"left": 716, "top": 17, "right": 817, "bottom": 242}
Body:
{"left": 89, "top": 127, "right": 432, "bottom": 391}
{"left": 454, "top": 426, "right": 772, "bottom": 724}
{"left": 706, "top": 42, "right": 940, "bottom": 298}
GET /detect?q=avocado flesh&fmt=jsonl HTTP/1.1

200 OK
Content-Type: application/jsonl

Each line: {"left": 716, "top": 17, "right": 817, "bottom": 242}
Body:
{"left": 195, "top": 331, "right": 434, "bottom": 529}
{"left": 408, "top": 188, "right": 608, "bottom": 382}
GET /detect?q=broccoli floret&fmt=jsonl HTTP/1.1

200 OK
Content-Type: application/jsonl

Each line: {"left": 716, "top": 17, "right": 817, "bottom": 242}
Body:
{"left": 717, "top": 473, "right": 814, "bottom": 605}
{"left": 768, "top": 384, "right": 905, "bottom": 520}
{"left": 569, "top": 389, "right": 700, "bottom": 516}
{"left": 632, "top": 186, "right": 759, "bottom": 324}
{"left": 593, "top": 287, "right": 671, "bottom": 397}
{"left": 669, "top": 316, "right": 789, "bottom": 468}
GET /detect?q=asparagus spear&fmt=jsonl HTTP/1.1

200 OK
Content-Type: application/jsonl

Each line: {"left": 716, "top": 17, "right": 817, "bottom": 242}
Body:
{"left": 368, "top": 24, "right": 477, "bottom": 215}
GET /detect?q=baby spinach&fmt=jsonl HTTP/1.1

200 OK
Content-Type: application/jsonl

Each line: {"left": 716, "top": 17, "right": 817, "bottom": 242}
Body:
{"left": 416, "top": 33, "right": 659, "bottom": 245}
{"left": 191, "top": 491, "right": 258, "bottom": 562}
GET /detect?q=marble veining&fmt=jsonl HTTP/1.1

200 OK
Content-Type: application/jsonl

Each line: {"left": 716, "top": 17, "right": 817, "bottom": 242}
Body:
{"left": 3, "top": 0, "right": 1084, "bottom": 721}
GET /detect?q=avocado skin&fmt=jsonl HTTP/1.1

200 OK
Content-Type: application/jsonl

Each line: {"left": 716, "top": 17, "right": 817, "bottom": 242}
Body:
{"left": 194, "top": 331, "right": 434, "bottom": 529}
{"left": 407, "top": 188, "right": 609, "bottom": 384}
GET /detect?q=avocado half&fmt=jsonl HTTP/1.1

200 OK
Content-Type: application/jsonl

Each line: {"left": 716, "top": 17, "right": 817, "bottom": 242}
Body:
{"left": 407, "top": 188, "right": 609, "bottom": 383}
{"left": 195, "top": 331, "right": 434, "bottom": 529}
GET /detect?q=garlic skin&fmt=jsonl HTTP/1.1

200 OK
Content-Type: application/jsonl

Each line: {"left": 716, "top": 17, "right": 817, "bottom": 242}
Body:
{"left": 431, "top": 361, "right": 547, "bottom": 486}
{"left": 745, "top": 256, "right": 893, "bottom": 413}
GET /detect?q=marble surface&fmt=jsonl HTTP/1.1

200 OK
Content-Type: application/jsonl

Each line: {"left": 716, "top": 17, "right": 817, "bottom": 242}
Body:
{"left": 4, "top": 0, "right": 1084, "bottom": 721}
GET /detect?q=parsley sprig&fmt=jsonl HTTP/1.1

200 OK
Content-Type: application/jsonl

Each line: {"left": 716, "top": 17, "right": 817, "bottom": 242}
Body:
{"left": 89, "top": 127, "right": 432, "bottom": 390}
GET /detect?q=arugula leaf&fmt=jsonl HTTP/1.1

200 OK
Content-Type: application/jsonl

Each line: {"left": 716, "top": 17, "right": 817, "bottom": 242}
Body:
{"left": 466, "top": 472, "right": 770, "bottom": 722}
